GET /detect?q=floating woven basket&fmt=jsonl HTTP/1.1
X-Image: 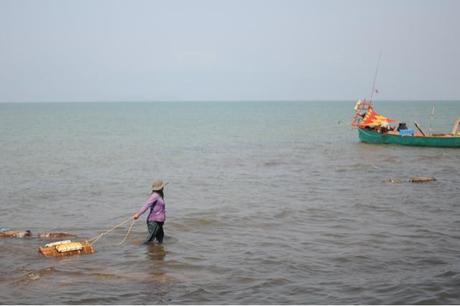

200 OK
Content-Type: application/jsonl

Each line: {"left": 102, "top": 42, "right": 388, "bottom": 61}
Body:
{"left": 39, "top": 240, "right": 94, "bottom": 257}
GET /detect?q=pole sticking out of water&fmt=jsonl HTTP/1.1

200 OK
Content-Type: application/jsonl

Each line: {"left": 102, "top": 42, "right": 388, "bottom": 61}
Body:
{"left": 370, "top": 52, "right": 383, "bottom": 104}
{"left": 429, "top": 104, "right": 435, "bottom": 136}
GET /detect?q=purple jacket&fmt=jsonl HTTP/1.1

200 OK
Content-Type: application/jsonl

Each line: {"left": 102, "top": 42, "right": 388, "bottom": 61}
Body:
{"left": 136, "top": 193, "right": 166, "bottom": 222}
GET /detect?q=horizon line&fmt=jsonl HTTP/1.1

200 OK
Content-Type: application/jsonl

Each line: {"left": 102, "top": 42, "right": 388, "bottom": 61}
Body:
{"left": 1, "top": 99, "right": 459, "bottom": 104}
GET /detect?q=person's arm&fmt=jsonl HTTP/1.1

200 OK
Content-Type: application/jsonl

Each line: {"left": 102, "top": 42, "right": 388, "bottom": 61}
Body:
{"left": 133, "top": 193, "right": 158, "bottom": 220}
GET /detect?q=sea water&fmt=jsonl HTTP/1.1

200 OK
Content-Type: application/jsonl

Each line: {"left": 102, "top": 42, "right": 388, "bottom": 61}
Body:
{"left": 0, "top": 101, "right": 459, "bottom": 304}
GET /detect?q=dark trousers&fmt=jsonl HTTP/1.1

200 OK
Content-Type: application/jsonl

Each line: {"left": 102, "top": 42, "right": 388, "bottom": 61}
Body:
{"left": 145, "top": 221, "right": 164, "bottom": 244}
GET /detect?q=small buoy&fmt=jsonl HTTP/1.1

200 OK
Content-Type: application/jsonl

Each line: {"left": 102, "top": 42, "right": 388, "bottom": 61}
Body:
{"left": 410, "top": 176, "right": 436, "bottom": 183}
{"left": 39, "top": 240, "right": 95, "bottom": 257}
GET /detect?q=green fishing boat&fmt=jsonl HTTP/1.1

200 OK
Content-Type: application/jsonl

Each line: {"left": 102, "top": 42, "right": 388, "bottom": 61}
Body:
{"left": 352, "top": 99, "right": 460, "bottom": 148}
{"left": 358, "top": 128, "right": 460, "bottom": 148}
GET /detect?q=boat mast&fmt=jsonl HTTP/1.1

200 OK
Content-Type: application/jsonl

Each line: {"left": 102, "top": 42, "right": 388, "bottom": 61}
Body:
{"left": 369, "top": 52, "right": 382, "bottom": 104}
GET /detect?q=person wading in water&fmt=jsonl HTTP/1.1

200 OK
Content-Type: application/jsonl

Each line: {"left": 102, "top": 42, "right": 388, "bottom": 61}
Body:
{"left": 133, "top": 180, "right": 166, "bottom": 244}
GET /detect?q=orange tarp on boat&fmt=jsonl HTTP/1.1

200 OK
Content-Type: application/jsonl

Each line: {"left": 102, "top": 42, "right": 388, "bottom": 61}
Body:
{"left": 359, "top": 107, "right": 396, "bottom": 128}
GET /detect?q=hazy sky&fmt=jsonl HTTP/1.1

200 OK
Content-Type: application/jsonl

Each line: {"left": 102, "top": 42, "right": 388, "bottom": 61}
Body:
{"left": 0, "top": 0, "right": 459, "bottom": 102}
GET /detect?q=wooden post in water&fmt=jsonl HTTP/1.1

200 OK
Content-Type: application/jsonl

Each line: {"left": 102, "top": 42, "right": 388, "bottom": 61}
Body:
{"left": 429, "top": 104, "right": 435, "bottom": 136}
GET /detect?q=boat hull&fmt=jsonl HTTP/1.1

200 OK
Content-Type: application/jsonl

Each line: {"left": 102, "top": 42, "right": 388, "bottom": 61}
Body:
{"left": 358, "top": 128, "right": 460, "bottom": 148}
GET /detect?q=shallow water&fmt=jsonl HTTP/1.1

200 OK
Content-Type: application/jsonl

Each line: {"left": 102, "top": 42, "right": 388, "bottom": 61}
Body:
{"left": 1, "top": 101, "right": 460, "bottom": 304}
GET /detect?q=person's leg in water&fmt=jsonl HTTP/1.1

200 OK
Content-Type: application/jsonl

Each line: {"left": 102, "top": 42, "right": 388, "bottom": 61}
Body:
{"left": 155, "top": 222, "right": 164, "bottom": 244}
{"left": 145, "top": 221, "right": 161, "bottom": 244}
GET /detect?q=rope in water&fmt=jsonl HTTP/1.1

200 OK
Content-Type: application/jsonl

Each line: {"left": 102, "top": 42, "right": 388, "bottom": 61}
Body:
{"left": 116, "top": 219, "right": 135, "bottom": 246}
{"left": 88, "top": 217, "right": 135, "bottom": 246}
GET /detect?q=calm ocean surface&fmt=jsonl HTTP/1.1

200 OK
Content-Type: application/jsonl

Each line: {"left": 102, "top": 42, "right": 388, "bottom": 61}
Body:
{"left": 1, "top": 101, "right": 459, "bottom": 304}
